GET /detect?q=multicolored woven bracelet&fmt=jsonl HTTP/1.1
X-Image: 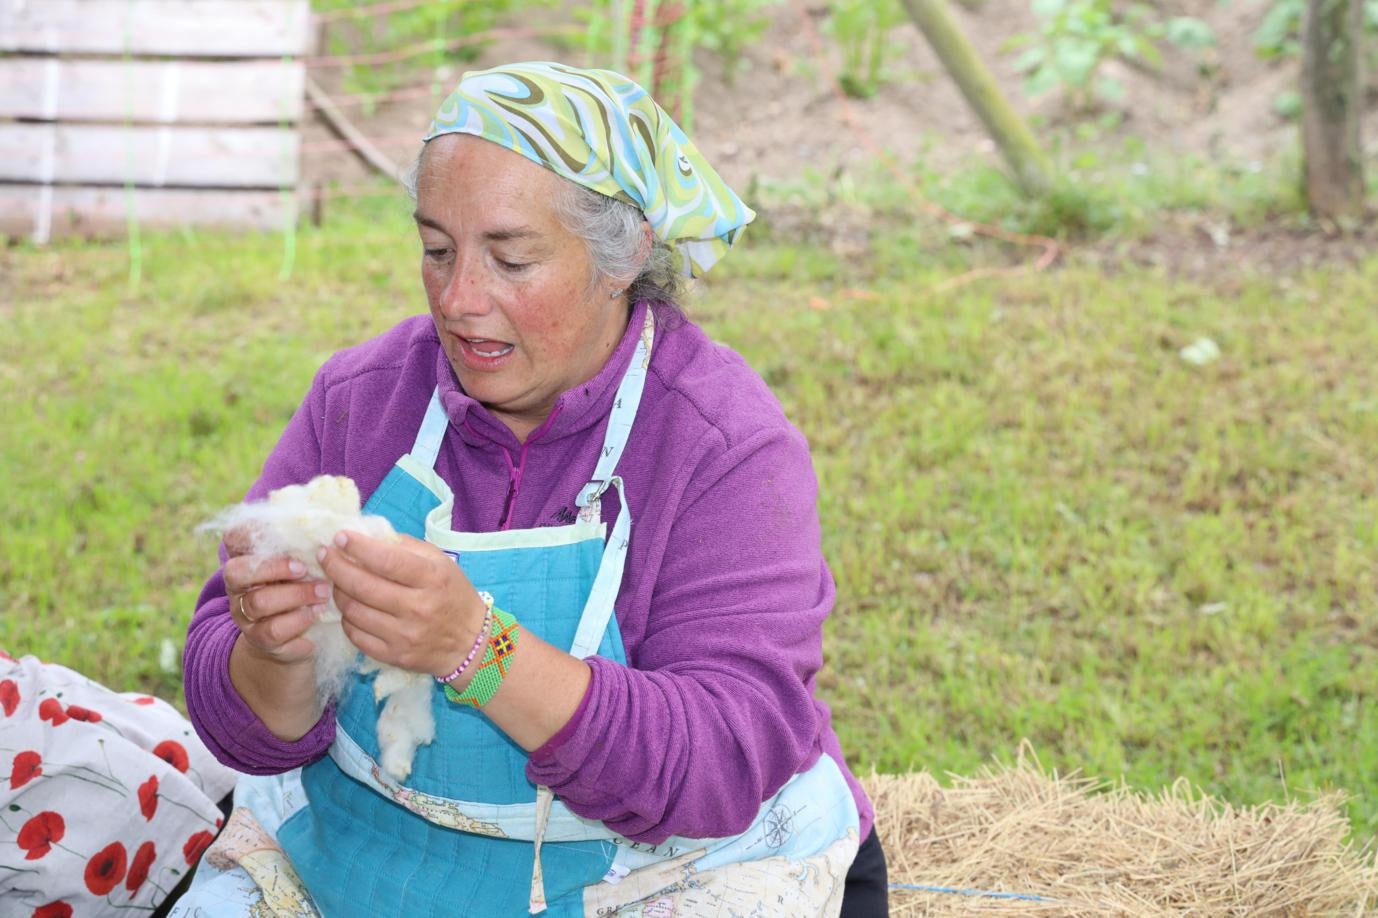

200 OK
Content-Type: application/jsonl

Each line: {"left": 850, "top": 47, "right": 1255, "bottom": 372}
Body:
{"left": 444, "top": 606, "right": 520, "bottom": 708}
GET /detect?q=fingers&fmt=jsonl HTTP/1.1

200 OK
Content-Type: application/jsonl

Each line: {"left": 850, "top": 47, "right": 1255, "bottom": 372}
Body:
{"left": 224, "top": 553, "right": 308, "bottom": 595}
{"left": 236, "top": 581, "right": 330, "bottom": 625}
{"left": 337, "top": 598, "right": 444, "bottom": 675}
{"left": 326, "top": 561, "right": 412, "bottom": 624}
{"left": 224, "top": 551, "right": 324, "bottom": 664}
{"left": 324, "top": 533, "right": 482, "bottom": 674}
{"left": 340, "top": 617, "right": 389, "bottom": 663}
{"left": 239, "top": 605, "right": 319, "bottom": 660}
{"left": 330, "top": 531, "right": 438, "bottom": 587}
{"left": 223, "top": 523, "right": 264, "bottom": 557}
{"left": 319, "top": 535, "right": 430, "bottom": 616}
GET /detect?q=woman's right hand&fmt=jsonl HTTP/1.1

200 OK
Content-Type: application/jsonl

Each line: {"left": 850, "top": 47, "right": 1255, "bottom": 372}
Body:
{"left": 224, "top": 525, "right": 329, "bottom": 665}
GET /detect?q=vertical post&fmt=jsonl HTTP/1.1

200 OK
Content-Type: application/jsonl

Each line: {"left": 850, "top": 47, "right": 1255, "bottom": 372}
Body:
{"left": 121, "top": 10, "right": 143, "bottom": 292}
{"left": 611, "top": 0, "right": 630, "bottom": 73}
{"left": 279, "top": 53, "right": 298, "bottom": 281}
{"left": 312, "top": 13, "right": 327, "bottom": 228}
{"left": 1301, "top": 0, "right": 1365, "bottom": 221}
{"left": 899, "top": 0, "right": 1053, "bottom": 197}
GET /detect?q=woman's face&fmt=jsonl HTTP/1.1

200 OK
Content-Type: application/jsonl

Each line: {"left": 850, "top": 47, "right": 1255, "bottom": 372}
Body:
{"left": 414, "top": 134, "right": 630, "bottom": 441}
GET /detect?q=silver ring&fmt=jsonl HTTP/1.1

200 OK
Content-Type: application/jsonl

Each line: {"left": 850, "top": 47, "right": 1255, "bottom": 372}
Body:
{"left": 238, "top": 593, "right": 250, "bottom": 623}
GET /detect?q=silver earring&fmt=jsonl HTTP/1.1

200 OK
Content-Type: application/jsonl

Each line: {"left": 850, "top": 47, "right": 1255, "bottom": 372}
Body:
{"left": 609, "top": 288, "right": 624, "bottom": 299}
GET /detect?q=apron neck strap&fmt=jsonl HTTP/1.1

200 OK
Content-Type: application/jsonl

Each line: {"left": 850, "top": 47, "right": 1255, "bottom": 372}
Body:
{"left": 577, "top": 307, "right": 655, "bottom": 508}
{"left": 411, "top": 389, "right": 450, "bottom": 470}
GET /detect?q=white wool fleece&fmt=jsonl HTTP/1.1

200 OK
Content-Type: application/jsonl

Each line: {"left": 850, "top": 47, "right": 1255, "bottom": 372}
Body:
{"left": 202, "top": 475, "right": 435, "bottom": 781}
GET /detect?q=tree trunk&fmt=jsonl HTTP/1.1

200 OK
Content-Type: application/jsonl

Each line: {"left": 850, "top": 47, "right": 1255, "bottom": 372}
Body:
{"left": 1301, "top": 0, "right": 1365, "bottom": 221}
{"left": 899, "top": 0, "right": 1053, "bottom": 197}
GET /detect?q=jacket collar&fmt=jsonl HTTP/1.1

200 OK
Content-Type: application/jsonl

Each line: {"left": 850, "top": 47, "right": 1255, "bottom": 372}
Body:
{"left": 436, "top": 299, "right": 649, "bottom": 450}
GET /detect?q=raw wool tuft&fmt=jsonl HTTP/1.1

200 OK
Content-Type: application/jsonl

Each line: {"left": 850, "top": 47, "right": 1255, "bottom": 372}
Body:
{"left": 864, "top": 746, "right": 1378, "bottom": 916}
{"left": 202, "top": 475, "right": 436, "bottom": 781}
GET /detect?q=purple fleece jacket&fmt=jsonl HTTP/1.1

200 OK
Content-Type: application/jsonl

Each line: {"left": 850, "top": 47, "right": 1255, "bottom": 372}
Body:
{"left": 184, "top": 300, "right": 873, "bottom": 844}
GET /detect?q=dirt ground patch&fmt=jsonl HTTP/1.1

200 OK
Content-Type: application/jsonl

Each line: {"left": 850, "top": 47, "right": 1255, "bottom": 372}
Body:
{"left": 1082, "top": 217, "right": 1378, "bottom": 277}
{"left": 303, "top": 0, "right": 1378, "bottom": 272}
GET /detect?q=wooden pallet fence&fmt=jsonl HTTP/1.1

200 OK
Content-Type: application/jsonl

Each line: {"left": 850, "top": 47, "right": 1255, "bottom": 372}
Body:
{"left": 0, "top": 0, "right": 311, "bottom": 242}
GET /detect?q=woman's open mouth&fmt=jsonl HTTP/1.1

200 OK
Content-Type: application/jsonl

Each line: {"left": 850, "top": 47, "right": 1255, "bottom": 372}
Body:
{"left": 455, "top": 336, "right": 515, "bottom": 369}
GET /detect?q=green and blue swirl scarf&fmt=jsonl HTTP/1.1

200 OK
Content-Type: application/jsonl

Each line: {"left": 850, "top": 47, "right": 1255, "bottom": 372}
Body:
{"left": 423, "top": 61, "right": 753, "bottom": 277}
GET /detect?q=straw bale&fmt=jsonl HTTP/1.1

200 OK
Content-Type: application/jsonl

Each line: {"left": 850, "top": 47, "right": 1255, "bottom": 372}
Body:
{"left": 863, "top": 751, "right": 1377, "bottom": 916}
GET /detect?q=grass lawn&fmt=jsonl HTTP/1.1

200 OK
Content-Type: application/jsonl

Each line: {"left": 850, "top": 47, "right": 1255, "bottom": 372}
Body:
{"left": 3, "top": 190, "right": 1375, "bottom": 842}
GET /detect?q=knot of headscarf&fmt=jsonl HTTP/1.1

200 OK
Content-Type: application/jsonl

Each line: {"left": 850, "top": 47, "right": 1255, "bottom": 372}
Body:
{"left": 423, "top": 61, "right": 754, "bottom": 277}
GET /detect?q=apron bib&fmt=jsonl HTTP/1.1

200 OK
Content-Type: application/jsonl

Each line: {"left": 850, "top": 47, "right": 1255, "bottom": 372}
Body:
{"left": 172, "top": 310, "right": 859, "bottom": 918}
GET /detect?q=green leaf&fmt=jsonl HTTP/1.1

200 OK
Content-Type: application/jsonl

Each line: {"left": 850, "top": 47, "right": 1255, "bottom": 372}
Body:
{"left": 1095, "top": 75, "right": 1126, "bottom": 101}
{"left": 1166, "top": 17, "right": 1216, "bottom": 49}
{"left": 1254, "top": 0, "right": 1304, "bottom": 59}
{"left": 1272, "top": 89, "right": 1303, "bottom": 120}
{"left": 1015, "top": 46, "right": 1048, "bottom": 72}
{"left": 1024, "top": 66, "right": 1062, "bottom": 96}
{"left": 1055, "top": 40, "right": 1101, "bottom": 86}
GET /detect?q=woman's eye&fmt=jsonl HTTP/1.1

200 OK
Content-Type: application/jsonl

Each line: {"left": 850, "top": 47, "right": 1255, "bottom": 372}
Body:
{"left": 424, "top": 247, "right": 452, "bottom": 261}
{"left": 496, "top": 258, "right": 532, "bottom": 273}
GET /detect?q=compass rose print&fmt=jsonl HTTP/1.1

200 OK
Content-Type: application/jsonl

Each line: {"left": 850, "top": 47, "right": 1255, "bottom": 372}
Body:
{"left": 762, "top": 805, "right": 795, "bottom": 849}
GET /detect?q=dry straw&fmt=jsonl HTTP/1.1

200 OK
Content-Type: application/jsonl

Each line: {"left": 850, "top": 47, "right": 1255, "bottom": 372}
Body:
{"left": 864, "top": 748, "right": 1377, "bottom": 916}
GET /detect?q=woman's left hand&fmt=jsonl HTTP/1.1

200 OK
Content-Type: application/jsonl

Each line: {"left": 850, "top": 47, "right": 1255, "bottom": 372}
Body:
{"left": 318, "top": 531, "right": 487, "bottom": 678}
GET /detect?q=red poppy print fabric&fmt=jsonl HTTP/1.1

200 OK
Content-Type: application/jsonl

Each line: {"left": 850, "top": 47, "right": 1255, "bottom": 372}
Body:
{"left": 31, "top": 902, "right": 74, "bottom": 918}
{"left": 126, "top": 841, "right": 156, "bottom": 894}
{"left": 153, "top": 740, "right": 190, "bottom": 773}
{"left": 0, "top": 653, "right": 237, "bottom": 916}
{"left": 11, "top": 750, "right": 43, "bottom": 789}
{"left": 0, "top": 678, "right": 19, "bottom": 716}
{"left": 83, "top": 842, "right": 127, "bottom": 896}
{"left": 17, "top": 811, "right": 65, "bottom": 860}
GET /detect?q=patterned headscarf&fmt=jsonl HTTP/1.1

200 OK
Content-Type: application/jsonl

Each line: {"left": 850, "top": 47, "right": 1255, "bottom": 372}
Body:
{"left": 423, "top": 61, "right": 753, "bottom": 277}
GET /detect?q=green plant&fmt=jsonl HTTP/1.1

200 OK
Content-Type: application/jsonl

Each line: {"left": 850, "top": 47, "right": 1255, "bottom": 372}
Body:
{"left": 1009, "top": 0, "right": 1214, "bottom": 109}
{"left": 313, "top": 0, "right": 553, "bottom": 105}
{"left": 1272, "top": 89, "right": 1303, "bottom": 121}
{"left": 579, "top": 0, "right": 780, "bottom": 129}
{"left": 825, "top": 0, "right": 907, "bottom": 99}
{"left": 685, "top": 0, "right": 780, "bottom": 86}
{"left": 577, "top": 0, "right": 621, "bottom": 73}
{"left": 1255, "top": 0, "right": 1378, "bottom": 61}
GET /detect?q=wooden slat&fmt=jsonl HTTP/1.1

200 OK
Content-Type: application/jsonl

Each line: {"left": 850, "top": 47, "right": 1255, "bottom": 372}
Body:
{"left": 0, "top": 185, "right": 298, "bottom": 241}
{"left": 0, "top": 58, "right": 305, "bottom": 123}
{"left": 0, "top": 0, "right": 311, "bottom": 57}
{"left": 0, "top": 124, "right": 299, "bottom": 187}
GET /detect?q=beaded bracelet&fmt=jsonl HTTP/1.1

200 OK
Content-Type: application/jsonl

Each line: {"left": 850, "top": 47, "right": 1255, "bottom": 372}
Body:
{"left": 434, "top": 591, "right": 494, "bottom": 688}
{"left": 444, "top": 606, "right": 520, "bottom": 708}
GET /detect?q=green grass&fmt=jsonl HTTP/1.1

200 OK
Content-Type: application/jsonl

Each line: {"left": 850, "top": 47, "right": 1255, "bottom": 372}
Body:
{"left": 753, "top": 139, "right": 1311, "bottom": 240}
{"left": 3, "top": 188, "right": 1375, "bottom": 844}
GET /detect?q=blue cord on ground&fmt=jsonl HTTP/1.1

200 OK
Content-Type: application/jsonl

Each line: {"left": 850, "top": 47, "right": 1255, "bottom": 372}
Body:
{"left": 889, "top": 882, "right": 1054, "bottom": 902}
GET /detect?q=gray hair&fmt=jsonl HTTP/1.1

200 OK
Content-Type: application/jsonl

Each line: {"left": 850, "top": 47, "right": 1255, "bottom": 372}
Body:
{"left": 403, "top": 149, "right": 683, "bottom": 307}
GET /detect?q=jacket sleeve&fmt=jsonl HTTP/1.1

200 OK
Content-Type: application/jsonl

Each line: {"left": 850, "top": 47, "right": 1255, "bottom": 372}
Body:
{"left": 526, "top": 425, "right": 833, "bottom": 843}
{"left": 182, "top": 373, "right": 337, "bottom": 774}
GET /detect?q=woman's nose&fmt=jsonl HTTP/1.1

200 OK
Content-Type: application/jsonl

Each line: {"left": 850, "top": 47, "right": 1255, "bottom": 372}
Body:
{"left": 439, "top": 258, "right": 490, "bottom": 318}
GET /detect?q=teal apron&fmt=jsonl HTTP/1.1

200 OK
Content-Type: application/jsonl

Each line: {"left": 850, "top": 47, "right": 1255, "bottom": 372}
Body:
{"left": 171, "top": 310, "right": 860, "bottom": 918}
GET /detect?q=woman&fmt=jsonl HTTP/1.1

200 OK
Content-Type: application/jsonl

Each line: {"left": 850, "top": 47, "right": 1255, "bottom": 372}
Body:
{"left": 181, "top": 62, "right": 885, "bottom": 917}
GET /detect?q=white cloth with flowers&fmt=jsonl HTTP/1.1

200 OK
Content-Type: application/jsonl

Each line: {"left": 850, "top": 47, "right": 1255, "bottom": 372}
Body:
{"left": 0, "top": 651, "right": 237, "bottom": 918}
